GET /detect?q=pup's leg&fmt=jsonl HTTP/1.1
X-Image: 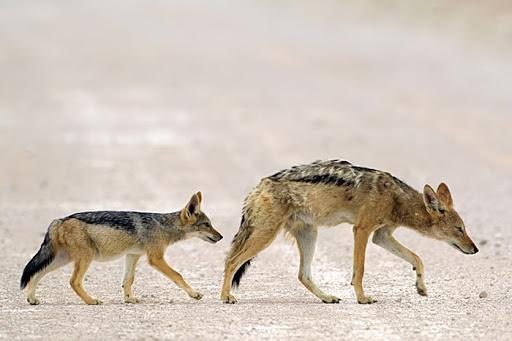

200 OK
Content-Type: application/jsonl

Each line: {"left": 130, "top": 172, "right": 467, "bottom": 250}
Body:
{"left": 122, "top": 254, "right": 141, "bottom": 303}
{"left": 353, "top": 226, "right": 376, "bottom": 304}
{"left": 293, "top": 226, "right": 340, "bottom": 303}
{"left": 70, "top": 256, "right": 101, "bottom": 305}
{"left": 26, "top": 253, "right": 71, "bottom": 305}
{"left": 372, "top": 227, "right": 427, "bottom": 296}
{"left": 147, "top": 254, "right": 203, "bottom": 300}
{"left": 221, "top": 226, "right": 279, "bottom": 304}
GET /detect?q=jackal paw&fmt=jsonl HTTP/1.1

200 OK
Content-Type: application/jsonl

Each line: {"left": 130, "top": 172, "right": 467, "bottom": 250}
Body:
{"left": 124, "top": 297, "right": 140, "bottom": 304}
{"left": 221, "top": 293, "right": 238, "bottom": 304}
{"left": 357, "top": 296, "right": 377, "bottom": 304}
{"left": 416, "top": 283, "right": 428, "bottom": 296}
{"left": 86, "top": 298, "right": 102, "bottom": 305}
{"left": 322, "top": 295, "right": 341, "bottom": 304}
{"left": 189, "top": 291, "right": 203, "bottom": 300}
{"left": 27, "top": 297, "right": 40, "bottom": 305}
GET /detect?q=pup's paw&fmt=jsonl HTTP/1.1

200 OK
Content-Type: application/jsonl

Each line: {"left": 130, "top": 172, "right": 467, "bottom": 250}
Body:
{"left": 322, "top": 295, "right": 341, "bottom": 304}
{"left": 86, "top": 298, "right": 103, "bottom": 305}
{"left": 221, "top": 293, "right": 238, "bottom": 304}
{"left": 189, "top": 291, "right": 203, "bottom": 300}
{"left": 27, "top": 297, "right": 40, "bottom": 305}
{"left": 124, "top": 297, "right": 140, "bottom": 304}
{"left": 357, "top": 295, "right": 377, "bottom": 304}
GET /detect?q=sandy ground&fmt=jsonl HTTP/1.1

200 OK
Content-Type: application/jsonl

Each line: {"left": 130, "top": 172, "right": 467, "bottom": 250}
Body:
{"left": 1, "top": 1, "right": 511, "bottom": 340}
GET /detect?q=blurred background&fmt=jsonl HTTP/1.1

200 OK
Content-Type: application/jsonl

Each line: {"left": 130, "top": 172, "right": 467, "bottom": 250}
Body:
{"left": 1, "top": 1, "right": 511, "bottom": 339}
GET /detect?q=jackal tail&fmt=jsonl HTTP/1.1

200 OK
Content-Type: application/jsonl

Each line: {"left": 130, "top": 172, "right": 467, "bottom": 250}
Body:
{"left": 20, "top": 221, "right": 58, "bottom": 289}
{"left": 229, "top": 212, "right": 253, "bottom": 287}
{"left": 227, "top": 185, "right": 262, "bottom": 289}
{"left": 227, "top": 179, "right": 285, "bottom": 288}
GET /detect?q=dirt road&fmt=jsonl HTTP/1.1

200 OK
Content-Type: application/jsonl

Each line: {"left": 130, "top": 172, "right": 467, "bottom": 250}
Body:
{"left": 1, "top": 1, "right": 511, "bottom": 340}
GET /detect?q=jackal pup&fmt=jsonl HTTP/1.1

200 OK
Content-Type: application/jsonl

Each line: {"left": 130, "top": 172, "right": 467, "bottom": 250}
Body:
{"left": 221, "top": 160, "right": 478, "bottom": 304}
{"left": 21, "top": 192, "right": 223, "bottom": 305}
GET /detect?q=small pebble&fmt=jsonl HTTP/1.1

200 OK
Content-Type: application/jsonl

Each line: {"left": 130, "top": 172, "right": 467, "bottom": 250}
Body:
{"left": 479, "top": 291, "right": 488, "bottom": 299}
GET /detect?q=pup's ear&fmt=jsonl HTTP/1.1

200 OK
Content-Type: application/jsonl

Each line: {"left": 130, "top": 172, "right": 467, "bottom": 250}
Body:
{"left": 196, "top": 191, "right": 202, "bottom": 203}
{"left": 423, "top": 184, "right": 445, "bottom": 215}
{"left": 436, "top": 182, "right": 453, "bottom": 208}
{"left": 180, "top": 193, "right": 201, "bottom": 224}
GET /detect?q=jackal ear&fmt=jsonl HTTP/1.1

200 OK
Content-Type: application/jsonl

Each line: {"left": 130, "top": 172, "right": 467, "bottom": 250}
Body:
{"left": 180, "top": 193, "right": 201, "bottom": 224}
{"left": 423, "top": 184, "right": 446, "bottom": 215}
{"left": 196, "top": 191, "right": 202, "bottom": 203}
{"left": 187, "top": 193, "right": 201, "bottom": 215}
{"left": 436, "top": 183, "right": 453, "bottom": 208}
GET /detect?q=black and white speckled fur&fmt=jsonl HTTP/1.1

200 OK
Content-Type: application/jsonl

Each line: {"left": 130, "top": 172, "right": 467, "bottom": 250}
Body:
{"left": 222, "top": 160, "right": 478, "bottom": 305}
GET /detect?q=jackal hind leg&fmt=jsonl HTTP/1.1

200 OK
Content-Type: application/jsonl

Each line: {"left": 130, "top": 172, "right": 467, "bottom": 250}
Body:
{"left": 221, "top": 226, "right": 280, "bottom": 304}
{"left": 293, "top": 225, "right": 340, "bottom": 303}
{"left": 26, "top": 253, "right": 71, "bottom": 305}
{"left": 70, "top": 255, "right": 101, "bottom": 305}
{"left": 122, "top": 254, "right": 141, "bottom": 303}
{"left": 353, "top": 226, "right": 376, "bottom": 304}
{"left": 372, "top": 227, "right": 427, "bottom": 296}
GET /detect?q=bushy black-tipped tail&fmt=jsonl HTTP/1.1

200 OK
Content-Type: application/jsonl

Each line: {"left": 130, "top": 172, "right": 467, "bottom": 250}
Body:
{"left": 232, "top": 259, "right": 252, "bottom": 288}
{"left": 227, "top": 212, "right": 255, "bottom": 288}
{"left": 20, "top": 231, "right": 55, "bottom": 290}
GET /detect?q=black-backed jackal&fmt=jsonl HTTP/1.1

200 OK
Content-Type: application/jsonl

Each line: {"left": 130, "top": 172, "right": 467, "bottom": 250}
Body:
{"left": 221, "top": 160, "right": 478, "bottom": 304}
{"left": 21, "top": 192, "right": 223, "bottom": 305}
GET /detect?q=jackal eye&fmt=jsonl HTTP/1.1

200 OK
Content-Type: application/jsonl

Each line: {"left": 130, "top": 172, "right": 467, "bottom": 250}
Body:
{"left": 203, "top": 222, "right": 211, "bottom": 228}
{"left": 456, "top": 226, "right": 464, "bottom": 234}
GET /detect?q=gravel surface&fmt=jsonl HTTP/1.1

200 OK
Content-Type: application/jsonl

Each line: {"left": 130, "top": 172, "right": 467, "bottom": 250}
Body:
{"left": 1, "top": 1, "right": 511, "bottom": 340}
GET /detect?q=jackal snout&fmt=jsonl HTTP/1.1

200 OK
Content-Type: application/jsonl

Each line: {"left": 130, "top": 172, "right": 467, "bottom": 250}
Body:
{"left": 423, "top": 183, "right": 478, "bottom": 255}
{"left": 450, "top": 235, "right": 478, "bottom": 255}
{"left": 180, "top": 191, "right": 223, "bottom": 243}
{"left": 198, "top": 225, "right": 224, "bottom": 244}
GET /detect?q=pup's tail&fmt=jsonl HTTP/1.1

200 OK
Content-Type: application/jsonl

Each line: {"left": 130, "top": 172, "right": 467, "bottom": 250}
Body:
{"left": 230, "top": 213, "right": 254, "bottom": 288}
{"left": 20, "top": 222, "right": 57, "bottom": 290}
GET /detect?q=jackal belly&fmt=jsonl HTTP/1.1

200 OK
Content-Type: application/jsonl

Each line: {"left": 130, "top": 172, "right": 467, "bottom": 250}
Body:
{"left": 294, "top": 210, "right": 356, "bottom": 227}
{"left": 317, "top": 210, "right": 356, "bottom": 226}
{"left": 94, "top": 247, "right": 145, "bottom": 262}
{"left": 86, "top": 225, "right": 144, "bottom": 262}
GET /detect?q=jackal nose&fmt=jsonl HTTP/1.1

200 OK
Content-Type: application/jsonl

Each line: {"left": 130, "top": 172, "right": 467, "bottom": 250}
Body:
{"left": 218, "top": 234, "right": 224, "bottom": 241}
{"left": 472, "top": 245, "right": 479, "bottom": 254}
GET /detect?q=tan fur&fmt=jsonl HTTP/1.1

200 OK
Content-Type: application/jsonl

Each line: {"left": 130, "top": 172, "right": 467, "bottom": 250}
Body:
{"left": 221, "top": 162, "right": 478, "bottom": 304}
{"left": 22, "top": 192, "right": 222, "bottom": 305}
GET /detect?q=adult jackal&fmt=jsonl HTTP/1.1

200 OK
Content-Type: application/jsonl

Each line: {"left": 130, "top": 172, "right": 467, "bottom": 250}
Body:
{"left": 221, "top": 160, "right": 478, "bottom": 304}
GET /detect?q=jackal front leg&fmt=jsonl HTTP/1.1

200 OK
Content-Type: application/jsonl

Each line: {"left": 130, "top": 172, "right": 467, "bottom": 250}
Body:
{"left": 372, "top": 227, "right": 427, "bottom": 296}
{"left": 294, "top": 226, "right": 340, "bottom": 303}
{"left": 123, "top": 254, "right": 141, "bottom": 303}
{"left": 352, "top": 227, "right": 376, "bottom": 304}
{"left": 148, "top": 255, "right": 203, "bottom": 300}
